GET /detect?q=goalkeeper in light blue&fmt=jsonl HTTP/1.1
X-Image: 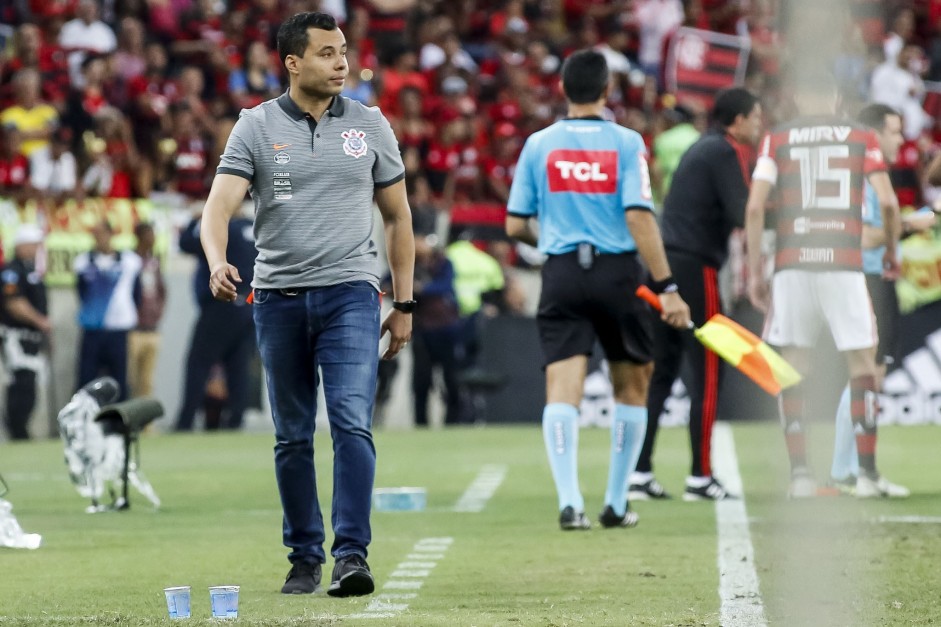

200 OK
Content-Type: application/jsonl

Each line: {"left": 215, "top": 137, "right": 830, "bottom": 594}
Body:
{"left": 831, "top": 103, "right": 922, "bottom": 498}
{"left": 505, "top": 49, "right": 691, "bottom": 529}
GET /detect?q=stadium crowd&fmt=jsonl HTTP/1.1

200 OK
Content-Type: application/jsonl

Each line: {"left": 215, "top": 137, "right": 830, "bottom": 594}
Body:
{"left": 3, "top": 0, "right": 941, "bottom": 438}
{"left": 2, "top": 1, "right": 941, "bottom": 224}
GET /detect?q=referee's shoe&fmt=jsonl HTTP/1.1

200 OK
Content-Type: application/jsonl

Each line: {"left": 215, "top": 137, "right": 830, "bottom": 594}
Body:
{"left": 559, "top": 506, "right": 591, "bottom": 530}
{"left": 598, "top": 504, "right": 639, "bottom": 528}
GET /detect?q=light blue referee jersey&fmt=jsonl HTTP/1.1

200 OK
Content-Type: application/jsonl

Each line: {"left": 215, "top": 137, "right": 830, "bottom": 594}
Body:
{"left": 861, "top": 182, "right": 883, "bottom": 275}
{"left": 862, "top": 181, "right": 913, "bottom": 275}
{"left": 507, "top": 118, "right": 654, "bottom": 256}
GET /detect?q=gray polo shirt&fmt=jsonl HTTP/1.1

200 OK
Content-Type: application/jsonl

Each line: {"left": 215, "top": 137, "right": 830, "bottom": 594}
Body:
{"left": 218, "top": 92, "right": 405, "bottom": 289}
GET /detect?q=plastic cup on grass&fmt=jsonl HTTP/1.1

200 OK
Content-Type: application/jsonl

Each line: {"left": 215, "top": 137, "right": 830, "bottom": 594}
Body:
{"left": 372, "top": 487, "right": 427, "bottom": 511}
{"left": 209, "top": 585, "right": 240, "bottom": 619}
{"left": 164, "top": 586, "right": 191, "bottom": 619}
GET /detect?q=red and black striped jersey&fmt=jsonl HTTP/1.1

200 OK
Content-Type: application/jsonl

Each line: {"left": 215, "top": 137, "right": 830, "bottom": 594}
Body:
{"left": 753, "top": 116, "right": 886, "bottom": 273}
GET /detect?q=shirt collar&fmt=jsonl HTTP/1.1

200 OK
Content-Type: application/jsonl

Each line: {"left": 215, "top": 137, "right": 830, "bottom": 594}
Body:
{"left": 277, "top": 91, "right": 345, "bottom": 120}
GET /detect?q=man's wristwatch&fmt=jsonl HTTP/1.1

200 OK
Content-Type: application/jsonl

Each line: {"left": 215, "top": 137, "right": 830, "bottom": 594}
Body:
{"left": 392, "top": 299, "right": 418, "bottom": 313}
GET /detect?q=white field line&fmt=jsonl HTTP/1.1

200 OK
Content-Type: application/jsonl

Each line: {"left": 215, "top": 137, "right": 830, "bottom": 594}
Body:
{"left": 348, "top": 537, "right": 453, "bottom": 620}
{"left": 712, "top": 422, "right": 767, "bottom": 627}
{"left": 875, "top": 515, "right": 941, "bottom": 524}
{"left": 452, "top": 464, "right": 507, "bottom": 512}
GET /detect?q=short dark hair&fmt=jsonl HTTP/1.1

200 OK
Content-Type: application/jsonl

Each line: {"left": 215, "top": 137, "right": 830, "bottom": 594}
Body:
{"left": 857, "top": 103, "right": 900, "bottom": 131}
{"left": 561, "top": 49, "right": 609, "bottom": 104}
{"left": 277, "top": 12, "right": 338, "bottom": 65}
{"left": 710, "top": 87, "right": 759, "bottom": 127}
{"left": 134, "top": 222, "right": 154, "bottom": 238}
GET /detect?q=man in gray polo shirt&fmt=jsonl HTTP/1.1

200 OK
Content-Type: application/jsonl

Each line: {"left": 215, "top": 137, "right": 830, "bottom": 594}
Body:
{"left": 201, "top": 12, "right": 415, "bottom": 598}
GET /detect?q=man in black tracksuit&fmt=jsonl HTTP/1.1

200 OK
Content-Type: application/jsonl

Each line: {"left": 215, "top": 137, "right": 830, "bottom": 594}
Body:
{"left": 630, "top": 88, "right": 762, "bottom": 501}
{"left": 175, "top": 214, "right": 257, "bottom": 431}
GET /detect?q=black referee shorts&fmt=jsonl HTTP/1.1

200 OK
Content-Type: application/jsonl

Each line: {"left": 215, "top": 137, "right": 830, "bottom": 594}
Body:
{"left": 537, "top": 250, "right": 653, "bottom": 367}
{"left": 866, "top": 273, "right": 899, "bottom": 366}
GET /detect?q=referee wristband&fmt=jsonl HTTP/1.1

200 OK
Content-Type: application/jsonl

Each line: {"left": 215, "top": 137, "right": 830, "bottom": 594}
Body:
{"left": 651, "top": 277, "right": 679, "bottom": 294}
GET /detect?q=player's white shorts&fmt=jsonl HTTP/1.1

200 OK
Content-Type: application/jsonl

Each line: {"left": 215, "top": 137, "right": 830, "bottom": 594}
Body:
{"left": 763, "top": 269, "right": 877, "bottom": 351}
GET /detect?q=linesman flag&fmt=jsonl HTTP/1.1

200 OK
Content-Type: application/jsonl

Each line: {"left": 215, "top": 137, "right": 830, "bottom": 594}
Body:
{"left": 636, "top": 286, "right": 801, "bottom": 396}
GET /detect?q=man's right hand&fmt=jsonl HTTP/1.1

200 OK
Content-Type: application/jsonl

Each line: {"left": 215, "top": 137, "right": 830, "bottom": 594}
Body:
{"left": 659, "top": 292, "right": 691, "bottom": 329}
{"left": 748, "top": 279, "right": 770, "bottom": 313}
{"left": 209, "top": 262, "right": 241, "bottom": 302}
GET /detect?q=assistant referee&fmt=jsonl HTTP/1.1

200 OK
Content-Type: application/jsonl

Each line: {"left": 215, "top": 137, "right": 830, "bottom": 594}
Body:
{"left": 630, "top": 88, "right": 762, "bottom": 501}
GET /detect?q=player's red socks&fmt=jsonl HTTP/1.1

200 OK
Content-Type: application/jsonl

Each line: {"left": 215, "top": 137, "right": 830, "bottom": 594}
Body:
{"left": 850, "top": 375, "right": 878, "bottom": 476}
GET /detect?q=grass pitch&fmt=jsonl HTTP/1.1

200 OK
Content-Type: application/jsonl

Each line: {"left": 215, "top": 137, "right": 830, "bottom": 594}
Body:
{"left": 1, "top": 422, "right": 939, "bottom": 626}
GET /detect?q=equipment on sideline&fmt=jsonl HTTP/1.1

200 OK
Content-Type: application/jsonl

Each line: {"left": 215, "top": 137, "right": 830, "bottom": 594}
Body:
{"left": 56, "top": 377, "right": 163, "bottom": 512}
{"left": 0, "top": 473, "right": 42, "bottom": 549}
{"left": 636, "top": 285, "right": 801, "bottom": 395}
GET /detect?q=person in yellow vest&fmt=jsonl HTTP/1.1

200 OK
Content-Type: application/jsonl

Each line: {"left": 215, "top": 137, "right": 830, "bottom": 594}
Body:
{"left": 0, "top": 69, "right": 59, "bottom": 158}
{"left": 445, "top": 232, "right": 507, "bottom": 423}
{"left": 446, "top": 233, "right": 506, "bottom": 321}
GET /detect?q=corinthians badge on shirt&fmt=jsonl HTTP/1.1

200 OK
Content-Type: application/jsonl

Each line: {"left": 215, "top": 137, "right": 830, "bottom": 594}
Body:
{"left": 341, "top": 129, "right": 367, "bottom": 158}
{"left": 273, "top": 171, "right": 292, "bottom": 200}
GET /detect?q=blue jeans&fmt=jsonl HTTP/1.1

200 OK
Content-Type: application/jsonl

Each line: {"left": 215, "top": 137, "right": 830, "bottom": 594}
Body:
{"left": 253, "top": 281, "right": 380, "bottom": 564}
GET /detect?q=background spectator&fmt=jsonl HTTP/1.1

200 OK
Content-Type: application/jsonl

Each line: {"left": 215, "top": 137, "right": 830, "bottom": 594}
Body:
{"left": 0, "top": 128, "right": 31, "bottom": 205}
{"left": 0, "top": 224, "right": 49, "bottom": 441}
{"left": 409, "top": 233, "right": 464, "bottom": 427}
{"left": 58, "top": 0, "right": 117, "bottom": 88}
{"left": 29, "top": 126, "right": 78, "bottom": 204}
{"left": 0, "top": 68, "right": 58, "bottom": 158}
{"left": 127, "top": 222, "right": 165, "bottom": 399}
{"left": 73, "top": 219, "right": 141, "bottom": 401}
{"left": 229, "top": 41, "right": 282, "bottom": 111}
{"left": 174, "top": 213, "right": 256, "bottom": 432}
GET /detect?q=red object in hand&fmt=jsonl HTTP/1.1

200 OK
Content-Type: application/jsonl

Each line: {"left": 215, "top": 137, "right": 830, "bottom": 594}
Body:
{"left": 635, "top": 285, "right": 663, "bottom": 311}
{"left": 635, "top": 285, "right": 693, "bottom": 329}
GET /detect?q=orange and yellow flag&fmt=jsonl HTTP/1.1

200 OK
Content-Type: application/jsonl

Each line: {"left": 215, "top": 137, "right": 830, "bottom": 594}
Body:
{"left": 693, "top": 314, "right": 801, "bottom": 396}
{"left": 636, "top": 286, "right": 801, "bottom": 396}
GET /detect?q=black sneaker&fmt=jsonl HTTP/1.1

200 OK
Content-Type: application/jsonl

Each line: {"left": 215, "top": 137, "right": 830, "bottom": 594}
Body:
{"left": 598, "top": 504, "right": 639, "bottom": 528}
{"left": 559, "top": 505, "right": 591, "bottom": 530}
{"left": 281, "top": 561, "right": 321, "bottom": 594}
{"left": 327, "top": 554, "right": 375, "bottom": 597}
{"left": 628, "top": 478, "right": 671, "bottom": 500}
{"left": 683, "top": 477, "right": 735, "bottom": 501}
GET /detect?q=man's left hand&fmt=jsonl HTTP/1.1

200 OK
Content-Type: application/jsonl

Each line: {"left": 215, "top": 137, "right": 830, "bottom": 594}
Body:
{"left": 380, "top": 310, "right": 412, "bottom": 360}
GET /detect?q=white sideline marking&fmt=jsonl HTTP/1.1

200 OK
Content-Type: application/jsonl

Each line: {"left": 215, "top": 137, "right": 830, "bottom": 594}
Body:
{"left": 406, "top": 553, "right": 443, "bottom": 560}
{"left": 389, "top": 569, "right": 430, "bottom": 577}
{"left": 713, "top": 422, "right": 767, "bottom": 626}
{"left": 452, "top": 464, "right": 507, "bottom": 512}
{"left": 349, "top": 537, "right": 453, "bottom": 620}
{"left": 876, "top": 516, "right": 941, "bottom": 524}
{"left": 382, "top": 581, "right": 423, "bottom": 590}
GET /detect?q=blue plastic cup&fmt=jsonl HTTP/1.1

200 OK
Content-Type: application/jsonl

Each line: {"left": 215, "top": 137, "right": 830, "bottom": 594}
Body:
{"left": 372, "top": 487, "right": 427, "bottom": 511}
{"left": 209, "top": 585, "right": 239, "bottom": 619}
{"left": 164, "top": 586, "right": 191, "bottom": 619}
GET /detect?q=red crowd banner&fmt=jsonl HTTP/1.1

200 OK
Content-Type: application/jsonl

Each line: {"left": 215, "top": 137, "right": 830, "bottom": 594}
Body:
{"left": 664, "top": 27, "right": 751, "bottom": 111}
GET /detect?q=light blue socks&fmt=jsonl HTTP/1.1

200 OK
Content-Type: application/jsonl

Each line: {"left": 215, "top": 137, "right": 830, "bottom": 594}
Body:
{"left": 604, "top": 404, "right": 648, "bottom": 516}
{"left": 542, "top": 403, "right": 583, "bottom": 512}
{"left": 831, "top": 385, "right": 860, "bottom": 481}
